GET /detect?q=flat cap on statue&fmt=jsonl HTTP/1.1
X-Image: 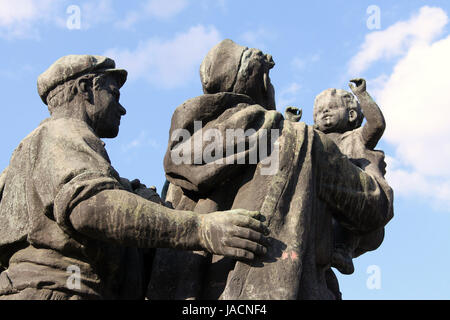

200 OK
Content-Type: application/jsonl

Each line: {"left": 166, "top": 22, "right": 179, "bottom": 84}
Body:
{"left": 37, "top": 55, "right": 127, "bottom": 105}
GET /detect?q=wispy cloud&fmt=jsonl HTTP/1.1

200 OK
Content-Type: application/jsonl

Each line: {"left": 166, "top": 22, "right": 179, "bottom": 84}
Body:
{"left": 291, "top": 53, "right": 321, "bottom": 71}
{"left": 348, "top": 6, "right": 448, "bottom": 75}
{"left": 78, "top": 0, "right": 115, "bottom": 30}
{"left": 0, "top": 0, "right": 117, "bottom": 39}
{"left": 144, "top": 0, "right": 188, "bottom": 19}
{"left": 352, "top": 6, "right": 450, "bottom": 210}
{"left": 276, "top": 82, "right": 301, "bottom": 108}
{"left": 122, "top": 130, "right": 161, "bottom": 152}
{"left": 239, "top": 27, "right": 277, "bottom": 50}
{"left": 115, "top": 0, "right": 189, "bottom": 29}
{"left": 105, "top": 25, "right": 221, "bottom": 88}
{"left": 0, "top": 0, "right": 62, "bottom": 39}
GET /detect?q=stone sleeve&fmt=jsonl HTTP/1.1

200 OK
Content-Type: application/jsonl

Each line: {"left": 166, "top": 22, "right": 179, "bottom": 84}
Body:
{"left": 69, "top": 189, "right": 203, "bottom": 250}
{"left": 314, "top": 130, "right": 393, "bottom": 234}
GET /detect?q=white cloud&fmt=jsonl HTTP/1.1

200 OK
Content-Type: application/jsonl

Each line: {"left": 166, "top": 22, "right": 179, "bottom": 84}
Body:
{"left": 116, "top": 11, "right": 141, "bottom": 30}
{"left": 277, "top": 82, "right": 301, "bottom": 108}
{"left": 0, "top": 0, "right": 114, "bottom": 38}
{"left": 144, "top": 0, "right": 188, "bottom": 19}
{"left": 122, "top": 131, "right": 161, "bottom": 152}
{"left": 385, "top": 157, "right": 450, "bottom": 211}
{"left": 356, "top": 6, "right": 450, "bottom": 210}
{"left": 291, "top": 53, "right": 321, "bottom": 71}
{"left": 349, "top": 6, "right": 448, "bottom": 75}
{"left": 239, "top": 27, "right": 276, "bottom": 50}
{"left": 105, "top": 25, "right": 221, "bottom": 88}
{"left": 79, "top": 0, "right": 115, "bottom": 30}
{"left": 0, "top": 0, "right": 61, "bottom": 39}
{"left": 116, "top": 0, "right": 188, "bottom": 29}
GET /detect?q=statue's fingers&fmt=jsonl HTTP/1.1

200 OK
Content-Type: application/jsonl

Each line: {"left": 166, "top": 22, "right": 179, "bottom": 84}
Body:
{"left": 231, "top": 216, "right": 270, "bottom": 236}
{"left": 350, "top": 78, "right": 365, "bottom": 88}
{"left": 223, "top": 247, "right": 255, "bottom": 261}
{"left": 228, "top": 209, "right": 261, "bottom": 220}
{"left": 231, "top": 226, "right": 270, "bottom": 246}
{"left": 224, "top": 237, "right": 267, "bottom": 256}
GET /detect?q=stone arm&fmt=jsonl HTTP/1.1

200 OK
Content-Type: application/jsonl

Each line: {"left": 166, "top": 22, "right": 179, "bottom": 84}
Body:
{"left": 358, "top": 91, "right": 386, "bottom": 150}
{"left": 315, "top": 131, "right": 393, "bottom": 234}
{"left": 69, "top": 189, "right": 269, "bottom": 260}
{"left": 350, "top": 79, "right": 386, "bottom": 150}
{"left": 32, "top": 118, "right": 268, "bottom": 262}
{"left": 70, "top": 189, "right": 203, "bottom": 250}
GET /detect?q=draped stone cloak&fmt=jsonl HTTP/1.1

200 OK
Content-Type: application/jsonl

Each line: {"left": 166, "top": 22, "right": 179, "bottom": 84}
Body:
{"left": 148, "top": 92, "right": 393, "bottom": 300}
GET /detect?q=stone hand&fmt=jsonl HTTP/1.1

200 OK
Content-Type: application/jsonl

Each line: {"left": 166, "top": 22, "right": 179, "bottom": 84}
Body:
{"left": 130, "top": 179, "right": 163, "bottom": 204}
{"left": 198, "top": 209, "right": 270, "bottom": 261}
{"left": 349, "top": 78, "right": 366, "bottom": 95}
{"left": 284, "top": 106, "right": 302, "bottom": 122}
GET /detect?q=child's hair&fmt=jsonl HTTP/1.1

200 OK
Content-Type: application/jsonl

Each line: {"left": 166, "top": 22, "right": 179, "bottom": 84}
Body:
{"left": 313, "top": 88, "right": 364, "bottom": 130}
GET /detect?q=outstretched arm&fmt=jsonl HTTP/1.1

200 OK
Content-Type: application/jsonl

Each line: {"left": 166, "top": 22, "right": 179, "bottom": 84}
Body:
{"left": 349, "top": 78, "right": 386, "bottom": 150}
{"left": 69, "top": 189, "right": 269, "bottom": 261}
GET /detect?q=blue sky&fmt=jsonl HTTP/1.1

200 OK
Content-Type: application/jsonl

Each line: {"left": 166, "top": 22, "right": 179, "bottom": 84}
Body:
{"left": 1, "top": 0, "right": 450, "bottom": 299}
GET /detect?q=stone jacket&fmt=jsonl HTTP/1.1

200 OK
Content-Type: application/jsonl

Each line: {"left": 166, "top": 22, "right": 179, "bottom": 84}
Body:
{"left": 0, "top": 117, "right": 147, "bottom": 299}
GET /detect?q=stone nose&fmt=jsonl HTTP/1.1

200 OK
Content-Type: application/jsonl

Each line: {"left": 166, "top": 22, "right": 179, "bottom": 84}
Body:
{"left": 118, "top": 104, "right": 126, "bottom": 116}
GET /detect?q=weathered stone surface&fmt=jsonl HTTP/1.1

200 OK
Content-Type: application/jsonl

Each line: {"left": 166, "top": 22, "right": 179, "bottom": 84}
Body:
{"left": 37, "top": 55, "right": 127, "bottom": 105}
{"left": 149, "top": 40, "right": 393, "bottom": 300}
{"left": 0, "top": 54, "right": 269, "bottom": 300}
{"left": 313, "top": 79, "right": 389, "bottom": 275}
{"left": 0, "top": 43, "right": 394, "bottom": 300}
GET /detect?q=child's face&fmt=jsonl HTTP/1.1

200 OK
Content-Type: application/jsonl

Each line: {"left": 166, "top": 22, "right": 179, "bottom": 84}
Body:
{"left": 314, "top": 102, "right": 350, "bottom": 133}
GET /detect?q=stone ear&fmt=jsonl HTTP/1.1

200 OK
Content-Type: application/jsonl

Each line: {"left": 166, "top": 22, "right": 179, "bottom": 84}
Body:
{"left": 80, "top": 81, "right": 87, "bottom": 92}
{"left": 348, "top": 109, "right": 358, "bottom": 123}
{"left": 76, "top": 77, "right": 90, "bottom": 93}
{"left": 75, "top": 77, "right": 93, "bottom": 103}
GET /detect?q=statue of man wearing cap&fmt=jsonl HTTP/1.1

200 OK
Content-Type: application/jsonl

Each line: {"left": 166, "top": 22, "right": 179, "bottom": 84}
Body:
{"left": 0, "top": 55, "right": 269, "bottom": 300}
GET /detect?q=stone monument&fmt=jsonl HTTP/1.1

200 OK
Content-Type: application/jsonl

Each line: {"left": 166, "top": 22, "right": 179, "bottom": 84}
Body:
{"left": 149, "top": 39, "right": 394, "bottom": 300}
{"left": 0, "top": 54, "right": 269, "bottom": 300}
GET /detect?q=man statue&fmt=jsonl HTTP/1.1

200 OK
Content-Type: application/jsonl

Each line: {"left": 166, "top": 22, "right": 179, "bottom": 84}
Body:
{"left": 149, "top": 40, "right": 393, "bottom": 300}
{"left": 0, "top": 55, "right": 269, "bottom": 300}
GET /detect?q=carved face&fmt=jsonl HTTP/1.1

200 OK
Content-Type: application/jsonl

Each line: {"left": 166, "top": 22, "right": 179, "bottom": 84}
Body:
{"left": 89, "top": 75, "right": 126, "bottom": 138}
{"left": 314, "top": 102, "right": 350, "bottom": 133}
{"left": 313, "top": 90, "right": 359, "bottom": 133}
{"left": 235, "top": 49, "right": 276, "bottom": 110}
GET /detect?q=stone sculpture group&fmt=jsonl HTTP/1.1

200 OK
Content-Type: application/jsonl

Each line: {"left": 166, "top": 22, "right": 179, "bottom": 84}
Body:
{"left": 0, "top": 39, "right": 393, "bottom": 300}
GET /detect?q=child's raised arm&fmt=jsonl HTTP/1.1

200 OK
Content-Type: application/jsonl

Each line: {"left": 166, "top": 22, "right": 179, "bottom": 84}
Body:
{"left": 349, "top": 78, "right": 386, "bottom": 150}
